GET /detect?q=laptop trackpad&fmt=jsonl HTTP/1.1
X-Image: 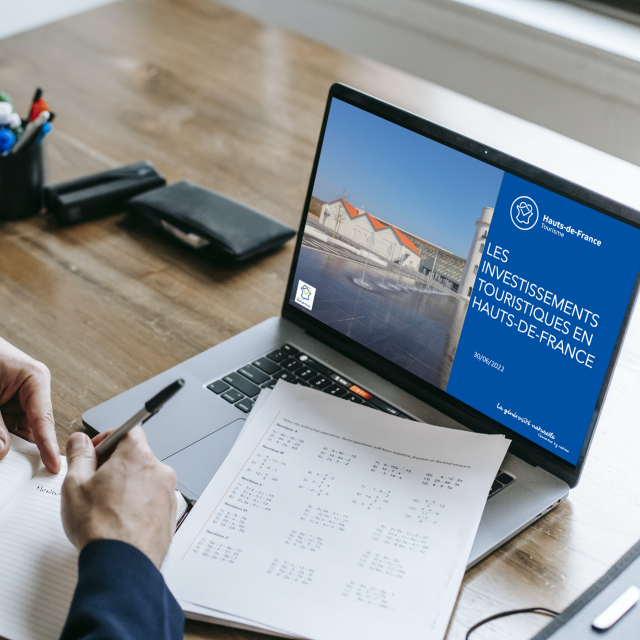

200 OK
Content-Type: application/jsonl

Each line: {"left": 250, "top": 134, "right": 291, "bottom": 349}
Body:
{"left": 163, "top": 418, "right": 246, "bottom": 499}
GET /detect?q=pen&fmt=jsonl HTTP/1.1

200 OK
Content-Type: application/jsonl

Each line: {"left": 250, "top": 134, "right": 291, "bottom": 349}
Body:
{"left": 37, "top": 122, "right": 52, "bottom": 143}
{"left": 9, "top": 112, "right": 22, "bottom": 132}
{"left": 0, "top": 102, "right": 12, "bottom": 127}
{"left": 0, "top": 129, "right": 15, "bottom": 156}
{"left": 10, "top": 110, "right": 49, "bottom": 155}
{"left": 95, "top": 379, "right": 185, "bottom": 467}
{"left": 29, "top": 87, "right": 42, "bottom": 121}
{"left": 30, "top": 98, "right": 51, "bottom": 123}
{"left": 0, "top": 92, "right": 14, "bottom": 108}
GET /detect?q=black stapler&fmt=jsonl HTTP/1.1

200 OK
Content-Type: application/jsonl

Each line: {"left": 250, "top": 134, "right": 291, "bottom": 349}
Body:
{"left": 45, "top": 161, "right": 166, "bottom": 225}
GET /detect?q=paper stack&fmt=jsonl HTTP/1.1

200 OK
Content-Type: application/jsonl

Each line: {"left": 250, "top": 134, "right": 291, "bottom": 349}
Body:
{"left": 163, "top": 381, "right": 510, "bottom": 640}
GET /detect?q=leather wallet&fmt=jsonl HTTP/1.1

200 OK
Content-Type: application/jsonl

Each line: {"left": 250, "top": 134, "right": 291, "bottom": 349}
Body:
{"left": 126, "top": 181, "right": 296, "bottom": 263}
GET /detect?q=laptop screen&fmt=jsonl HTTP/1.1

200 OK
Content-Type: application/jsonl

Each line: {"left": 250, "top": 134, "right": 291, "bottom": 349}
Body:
{"left": 288, "top": 96, "right": 640, "bottom": 466}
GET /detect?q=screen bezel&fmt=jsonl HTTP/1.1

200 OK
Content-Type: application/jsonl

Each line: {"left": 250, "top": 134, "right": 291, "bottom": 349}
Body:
{"left": 282, "top": 83, "right": 640, "bottom": 488}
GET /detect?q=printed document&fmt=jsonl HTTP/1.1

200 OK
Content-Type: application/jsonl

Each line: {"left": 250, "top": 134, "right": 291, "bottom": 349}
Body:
{"left": 164, "top": 382, "right": 510, "bottom": 640}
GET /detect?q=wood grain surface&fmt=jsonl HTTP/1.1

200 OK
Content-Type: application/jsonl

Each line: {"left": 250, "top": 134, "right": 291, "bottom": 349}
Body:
{"left": 1, "top": 0, "right": 640, "bottom": 638}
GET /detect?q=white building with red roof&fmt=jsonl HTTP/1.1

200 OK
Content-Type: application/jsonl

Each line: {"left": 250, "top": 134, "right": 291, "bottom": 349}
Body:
{"left": 319, "top": 199, "right": 421, "bottom": 270}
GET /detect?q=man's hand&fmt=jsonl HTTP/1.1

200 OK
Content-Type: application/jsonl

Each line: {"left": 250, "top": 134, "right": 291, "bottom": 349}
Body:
{"left": 61, "top": 427, "right": 178, "bottom": 569}
{"left": 0, "top": 338, "right": 60, "bottom": 473}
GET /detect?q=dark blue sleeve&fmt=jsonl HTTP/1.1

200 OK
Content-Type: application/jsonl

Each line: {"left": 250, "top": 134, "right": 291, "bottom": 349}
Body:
{"left": 60, "top": 539, "right": 184, "bottom": 640}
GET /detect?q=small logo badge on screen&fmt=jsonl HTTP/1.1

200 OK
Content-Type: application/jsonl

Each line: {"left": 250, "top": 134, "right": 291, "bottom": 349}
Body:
{"left": 295, "top": 280, "right": 316, "bottom": 311}
{"left": 510, "top": 196, "right": 539, "bottom": 231}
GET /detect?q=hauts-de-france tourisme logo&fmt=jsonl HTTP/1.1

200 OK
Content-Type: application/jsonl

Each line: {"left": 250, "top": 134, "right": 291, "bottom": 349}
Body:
{"left": 510, "top": 196, "right": 539, "bottom": 231}
{"left": 295, "top": 280, "right": 316, "bottom": 311}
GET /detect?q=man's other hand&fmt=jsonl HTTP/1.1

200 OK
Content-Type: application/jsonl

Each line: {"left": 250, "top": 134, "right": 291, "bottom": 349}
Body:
{"left": 61, "top": 427, "right": 177, "bottom": 568}
{"left": 0, "top": 338, "right": 60, "bottom": 473}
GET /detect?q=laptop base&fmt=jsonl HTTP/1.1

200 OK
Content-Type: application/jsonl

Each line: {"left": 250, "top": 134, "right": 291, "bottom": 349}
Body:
{"left": 83, "top": 316, "right": 569, "bottom": 567}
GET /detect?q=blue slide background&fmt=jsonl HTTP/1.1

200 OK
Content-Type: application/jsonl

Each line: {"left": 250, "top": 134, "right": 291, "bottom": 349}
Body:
{"left": 446, "top": 173, "right": 640, "bottom": 464}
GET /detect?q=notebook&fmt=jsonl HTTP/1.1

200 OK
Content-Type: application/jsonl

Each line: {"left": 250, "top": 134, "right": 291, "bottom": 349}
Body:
{"left": 0, "top": 434, "right": 189, "bottom": 640}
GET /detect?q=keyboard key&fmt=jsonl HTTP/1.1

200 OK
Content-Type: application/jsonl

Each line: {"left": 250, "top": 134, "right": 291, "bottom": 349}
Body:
{"left": 267, "top": 349, "right": 287, "bottom": 363}
{"left": 262, "top": 379, "right": 277, "bottom": 390}
{"left": 281, "top": 344, "right": 299, "bottom": 356}
{"left": 281, "top": 357, "right": 304, "bottom": 372}
{"left": 235, "top": 398, "right": 255, "bottom": 413}
{"left": 325, "top": 384, "right": 348, "bottom": 397}
{"left": 222, "top": 372, "right": 261, "bottom": 398}
{"left": 273, "top": 370, "right": 298, "bottom": 383}
{"left": 497, "top": 472, "right": 515, "bottom": 485}
{"left": 301, "top": 356, "right": 333, "bottom": 377}
{"left": 310, "top": 376, "right": 331, "bottom": 390}
{"left": 253, "top": 357, "right": 281, "bottom": 375}
{"left": 221, "top": 388, "right": 243, "bottom": 404}
{"left": 367, "top": 395, "right": 403, "bottom": 416}
{"left": 349, "top": 384, "right": 372, "bottom": 400}
{"left": 296, "top": 380, "right": 310, "bottom": 387}
{"left": 489, "top": 481, "right": 502, "bottom": 494}
{"left": 330, "top": 373, "right": 352, "bottom": 387}
{"left": 207, "top": 380, "right": 230, "bottom": 394}
{"left": 346, "top": 393, "right": 364, "bottom": 404}
{"left": 238, "top": 365, "right": 269, "bottom": 385}
{"left": 297, "top": 367, "right": 316, "bottom": 381}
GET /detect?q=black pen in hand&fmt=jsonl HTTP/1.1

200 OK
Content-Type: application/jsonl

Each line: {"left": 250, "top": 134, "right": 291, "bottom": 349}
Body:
{"left": 94, "top": 379, "right": 185, "bottom": 467}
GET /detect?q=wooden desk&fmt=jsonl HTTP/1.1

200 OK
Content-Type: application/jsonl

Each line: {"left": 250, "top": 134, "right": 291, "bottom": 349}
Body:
{"left": 1, "top": 0, "right": 640, "bottom": 638}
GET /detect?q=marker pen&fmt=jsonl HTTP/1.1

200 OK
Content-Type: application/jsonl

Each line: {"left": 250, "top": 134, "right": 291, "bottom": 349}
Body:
{"left": 9, "top": 112, "right": 22, "bottom": 133}
{"left": 0, "top": 102, "right": 12, "bottom": 127}
{"left": 0, "top": 128, "right": 16, "bottom": 156}
{"left": 10, "top": 110, "right": 49, "bottom": 155}
{"left": 37, "top": 122, "right": 52, "bottom": 143}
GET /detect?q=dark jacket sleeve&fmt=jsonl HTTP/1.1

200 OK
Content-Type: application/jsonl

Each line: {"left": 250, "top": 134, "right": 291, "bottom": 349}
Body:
{"left": 60, "top": 539, "right": 184, "bottom": 640}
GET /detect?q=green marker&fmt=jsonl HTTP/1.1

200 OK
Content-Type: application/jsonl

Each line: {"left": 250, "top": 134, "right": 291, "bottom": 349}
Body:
{"left": 0, "top": 96, "right": 22, "bottom": 136}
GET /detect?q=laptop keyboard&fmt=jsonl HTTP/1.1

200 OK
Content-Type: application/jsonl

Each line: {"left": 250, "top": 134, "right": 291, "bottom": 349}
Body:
{"left": 207, "top": 343, "right": 409, "bottom": 417}
{"left": 206, "top": 343, "right": 516, "bottom": 499}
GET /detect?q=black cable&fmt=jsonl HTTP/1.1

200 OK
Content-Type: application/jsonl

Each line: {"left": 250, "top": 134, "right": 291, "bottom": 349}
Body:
{"left": 465, "top": 606, "right": 559, "bottom": 639}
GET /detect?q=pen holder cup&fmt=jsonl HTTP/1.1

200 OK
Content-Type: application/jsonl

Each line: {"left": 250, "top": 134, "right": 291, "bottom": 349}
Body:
{"left": 0, "top": 142, "right": 45, "bottom": 221}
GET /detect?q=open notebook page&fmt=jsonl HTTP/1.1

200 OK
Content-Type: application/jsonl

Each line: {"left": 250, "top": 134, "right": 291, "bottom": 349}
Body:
{"left": 0, "top": 435, "right": 41, "bottom": 515}
{"left": 0, "top": 457, "right": 77, "bottom": 640}
{"left": 0, "top": 435, "right": 196, "bottom": 640}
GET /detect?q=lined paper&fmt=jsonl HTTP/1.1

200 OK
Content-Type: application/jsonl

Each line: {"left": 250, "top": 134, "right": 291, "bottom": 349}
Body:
{"left": 0, "top": 438, "right": 193, "bottom": 640}
{"left": 0, "top": 457, "right": 78, "bottom": 640}
{"left": 0, "top": 435, "right": 40, "bottom": 514}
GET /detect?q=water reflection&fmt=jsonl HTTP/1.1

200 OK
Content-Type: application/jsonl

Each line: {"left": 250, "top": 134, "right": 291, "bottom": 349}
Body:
{"left": 291, "top": 247, "right": 469, "bottom": 390}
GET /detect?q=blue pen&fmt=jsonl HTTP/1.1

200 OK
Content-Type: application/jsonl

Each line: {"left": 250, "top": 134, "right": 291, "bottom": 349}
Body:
{"left": 37, "top": 122, "right": 52, "bottom": 143}
{"left": 0, "top": 128, "right": 15, "bottom": 156}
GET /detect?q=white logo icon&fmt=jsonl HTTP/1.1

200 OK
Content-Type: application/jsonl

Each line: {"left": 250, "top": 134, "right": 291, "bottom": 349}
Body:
{"left": 295, "top": 280, "right": 316, "bottom": 311}
{"left": 510, "top": 196, "right": 539, "bottom": 231}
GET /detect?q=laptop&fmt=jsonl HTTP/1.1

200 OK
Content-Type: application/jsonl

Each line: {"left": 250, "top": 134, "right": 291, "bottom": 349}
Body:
{"left": 83, "top": 83, "right": 640, "bottom": 566}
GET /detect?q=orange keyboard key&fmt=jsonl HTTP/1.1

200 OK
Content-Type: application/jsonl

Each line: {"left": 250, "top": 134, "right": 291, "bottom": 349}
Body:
{"left": 349, "top": 385, "right": 372, "bottom": 400}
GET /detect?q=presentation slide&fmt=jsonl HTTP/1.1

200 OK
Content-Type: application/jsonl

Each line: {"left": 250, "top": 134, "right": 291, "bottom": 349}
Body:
{"left": 290, "top": 97, "right": 640, "bottom": 464}
{"left": 446, "top": 173, "right": 640, "bottom": 463}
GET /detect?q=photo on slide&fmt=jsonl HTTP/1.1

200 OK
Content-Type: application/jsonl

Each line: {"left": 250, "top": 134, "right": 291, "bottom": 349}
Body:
{"left": 290, "top": 98, "right": 505, "bottom": 391}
